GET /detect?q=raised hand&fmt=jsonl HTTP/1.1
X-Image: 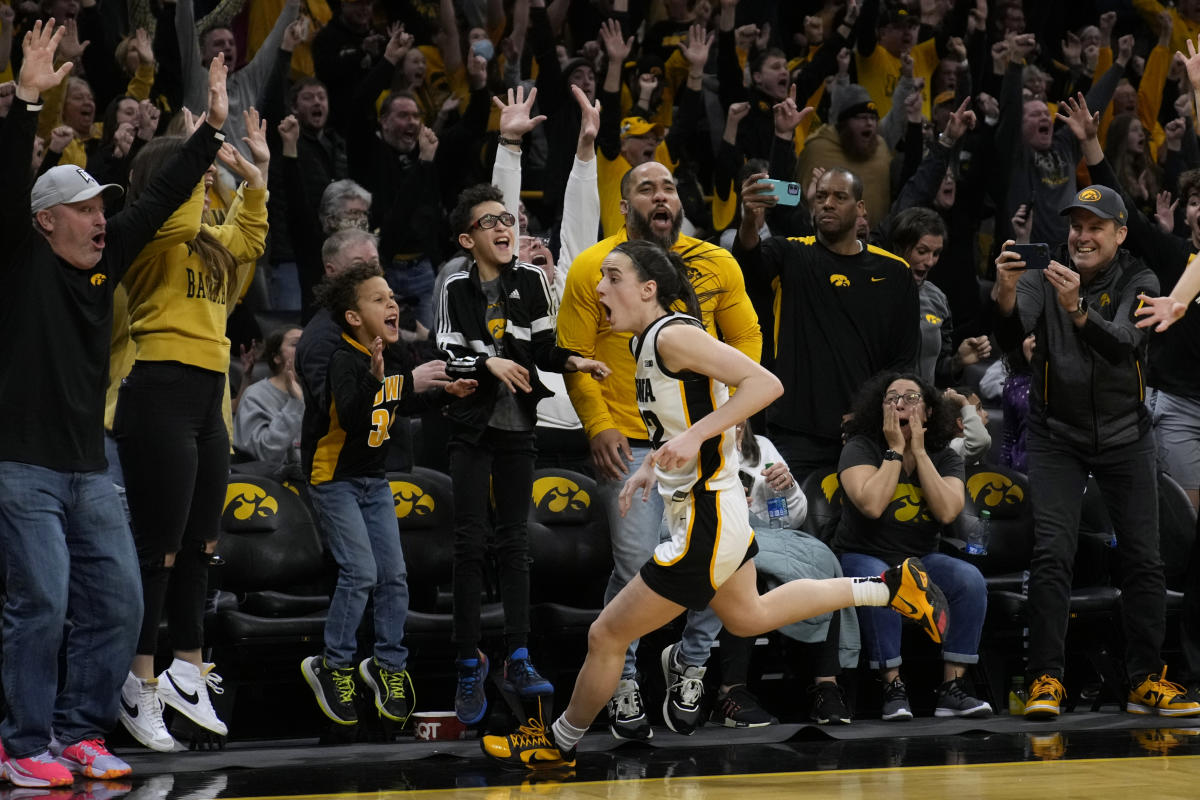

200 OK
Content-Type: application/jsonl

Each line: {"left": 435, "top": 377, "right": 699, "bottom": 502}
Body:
{"left": 206, "top": 52, "right": 229, "bottom": 129}
{"left": 678, "top": 22, "right": 714, "bottom": 71}
{"left": 904, "top": 87, "right": 924, "bottom": 124}
{"left": 215, "top": 141, "right": 264, "bottom": 188}
{"left": 282, "top": 16, "right": 310, "bottom": 52}
{"left": 1011, "top": 203, "right": 1033, "bottom": 243}
{"left": 1061, "top": 31, "right": 1081, "bottom": 68}
{"left": 466, "top": 53, "right": 488, "bottom": 89}
{"left": 956, "top": 336, "right": 992, "bottom": 367}
{"left": 573, "top": 83, "right": 600, "bottom": 147}
{"left": 110, "top": 121, "right": 135, "bottom": 158}
{"left": 1116, "top": 34, "right": 1134, "bottom": 67}
{"left": 277, "top": 113, "right": 300, "bottom": 155}
{"left": 1158, "top": 11, "right": 1173, "bottom": 50}
{"left": 370, "top": 337, "right": 385, "bottom": 382}
{"left": 418, "top": 125, "right": 438, "bottom": 160}
{"left": 1156, "top": 190, "right": 1178, "bottom": 233}
{"left": 383, "top": 22, "right": 413, "bottom": 65}
{"left": 240, "top": 107, "right": 271, "bottom": 171}
{"left": 1055, "top": 92, "right": 1098, "bottom": 142}
{"left": 132, "top": 27, "right": 154, "bottom": 65}
{"left": 1182, "top": 34, "right": 1200, "bottom": 91}
{"left": 17, "top": 19, "right": 74, "bottom": 102}
{"left": 493, "top": 85, "right": 546, "bottom": 140}
{"left": 599, "top": 18, "right": 632, "bottom": 64}
{"left": 773, "top": 84, "right": 812, "bottom": 136}
{"left": 942, "top": 97, "right": 976, "bottom": 142}
{"left": 57, "top": 18, "right": 89, "bottom": 61}
{"left": 837, "top": 46, "right": 851, "bottom": 75}
{"left": 47, "top": 124, "right": 74, "bottom": 153}
{"left": 734, "top": 24, "right": 759, "bottom": 52}
{"left": 1099, "top": 11, "right": 1117, "bottom": 44}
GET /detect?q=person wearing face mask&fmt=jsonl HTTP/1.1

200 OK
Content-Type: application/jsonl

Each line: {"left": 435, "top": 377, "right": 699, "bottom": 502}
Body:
{"left": 993, "top": 178, "right": 1198, "bottom": 721}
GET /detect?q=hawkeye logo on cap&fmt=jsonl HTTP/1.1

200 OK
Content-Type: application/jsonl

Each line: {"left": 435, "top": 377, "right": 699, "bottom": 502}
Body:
{"left": 224, "top": 483, "right": 279, "bottom": 520}
{"left": 90, "top": 273, "right": 107, "bottom": 286}
{"left": 532, "top": 476, "right": 590, "bottom": 514}
{"left": 1078, "top": 188, "right": 1103, "bottom": 202}
{"left": 830, "top": 274, "right": 851, "bottom": 287}
{"left": 391, "top": 480, "right": 435, "bottom": 518}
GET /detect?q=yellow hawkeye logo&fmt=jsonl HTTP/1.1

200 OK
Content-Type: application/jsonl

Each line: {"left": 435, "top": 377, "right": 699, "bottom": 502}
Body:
{"left": 391, "top": 480, "right": 435, "bottom": 518}
{"left": 532, "top": 477, "right": 590, "bottom": 513}
{"left": 830, "top": 274, "right": 850, "bottom": 287}
{"left": 90, "top": 274, "right": 107, "bottom": 286}
{"left": 224, "top": 483, "right": 279, "bottom": 520}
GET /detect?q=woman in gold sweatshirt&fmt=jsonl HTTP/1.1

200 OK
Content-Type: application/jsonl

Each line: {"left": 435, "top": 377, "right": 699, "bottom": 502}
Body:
{"left": 113, "top": 110, "right": 269, "bottom": 751}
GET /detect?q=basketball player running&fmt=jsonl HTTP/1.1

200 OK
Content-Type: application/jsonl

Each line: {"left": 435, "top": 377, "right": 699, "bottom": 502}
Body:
{"left": 481, "top": 239, "right": 950, "bottom": 769}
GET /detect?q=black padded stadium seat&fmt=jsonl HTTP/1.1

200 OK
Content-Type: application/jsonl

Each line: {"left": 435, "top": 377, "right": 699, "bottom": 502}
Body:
{"left": 1158, "top": 471, "right": 1197, "bottom": 592}
{"left": 944, "top": 462, "right": 1034, "bottom": 588}
{"left": 798, "top": 466, "right": 843, "bottom": 543}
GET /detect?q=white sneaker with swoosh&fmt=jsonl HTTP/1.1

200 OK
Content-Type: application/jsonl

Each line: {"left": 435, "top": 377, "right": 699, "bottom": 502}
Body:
{"left": 118, "top": 672, "right": 178, "bottom": 752}
{"left": 157, "top": 659, "right": 228, "bottom": 736}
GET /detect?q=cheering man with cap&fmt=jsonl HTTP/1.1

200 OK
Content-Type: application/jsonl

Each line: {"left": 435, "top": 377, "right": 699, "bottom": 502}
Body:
{"left": 0, "top": 21, "right": 231, "bottom": 786}
{"left": 993, "top": 185, "right": 1199, "bottom": 721}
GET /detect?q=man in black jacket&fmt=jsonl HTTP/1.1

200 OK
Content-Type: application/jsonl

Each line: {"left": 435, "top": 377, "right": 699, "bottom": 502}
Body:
{"left": 0, "top": 24, "right": 229, "bottom": 782}
{"left": 993, "top": 185, "right": 1198, "bottom": 721}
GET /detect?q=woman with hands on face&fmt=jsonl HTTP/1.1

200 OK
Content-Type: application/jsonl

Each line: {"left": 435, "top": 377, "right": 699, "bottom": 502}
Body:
{"left": 833, "top": 371, "right": 992, "bottom": 723}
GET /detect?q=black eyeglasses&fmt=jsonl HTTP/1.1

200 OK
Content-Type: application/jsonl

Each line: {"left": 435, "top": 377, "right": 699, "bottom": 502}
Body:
{"left": 470, "top": 212, "right": 516, "bottom": 231}
{"left": 884, "top": 391, "right": 924, "bottom": 406}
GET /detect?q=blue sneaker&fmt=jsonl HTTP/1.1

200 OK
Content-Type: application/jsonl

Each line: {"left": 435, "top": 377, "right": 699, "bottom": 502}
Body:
{"left": 502, "top": 648, "right": 553, "bottom": 697}
{"left": 455, "top": 651, "right": 489, "bottom": 725}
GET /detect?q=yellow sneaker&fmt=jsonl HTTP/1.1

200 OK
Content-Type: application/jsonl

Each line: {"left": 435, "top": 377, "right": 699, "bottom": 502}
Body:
{"left": 480, "top": 718, "right": 576, "bottom": 769}
{"left": 1126, "top": 667, "right": 1200, "bottom": 717}
{"left": 883, "top": 557, "right": 949, "bottom": 644}
{"left": 1024, "top": 674, "right": 1065, "bottom": 719}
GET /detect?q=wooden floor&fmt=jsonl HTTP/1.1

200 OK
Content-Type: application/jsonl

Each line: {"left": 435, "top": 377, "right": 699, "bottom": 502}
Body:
{"left": 216, "top": 754, "right": 1200, "bottom": 800}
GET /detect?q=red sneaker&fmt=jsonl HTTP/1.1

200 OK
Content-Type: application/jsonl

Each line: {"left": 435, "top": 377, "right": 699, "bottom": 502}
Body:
{"left": 54, "top": 739, "right": 131, "bottom": 780}
{"left": 0, "top": 741, "right": 73, "bottom": 788}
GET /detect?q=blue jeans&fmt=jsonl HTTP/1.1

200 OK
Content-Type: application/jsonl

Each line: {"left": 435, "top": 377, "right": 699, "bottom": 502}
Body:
{"left": 309, "top": 478, "right": 410, "bottom": 671}
{"left": 0, "top": 463, "right": 143, "bottom": 757}
{"left": 595, "top": 444, "right": 723, "bottom": 676}
{"left": 839, "top": 551, "right": 986, "bottom": 670}
{"left": 384, "top": 257, "right": 435, "bottom": 333}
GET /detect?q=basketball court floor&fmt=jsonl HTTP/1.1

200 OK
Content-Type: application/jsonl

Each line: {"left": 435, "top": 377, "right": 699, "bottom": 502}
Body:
{"left": 63, "top": 710, "right": 1200, "bottom": 800}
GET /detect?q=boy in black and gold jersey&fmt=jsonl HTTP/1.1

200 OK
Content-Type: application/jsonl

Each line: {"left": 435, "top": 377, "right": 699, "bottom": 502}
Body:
{"left": 299, "top": 264, "right": 475, "bottom": 727}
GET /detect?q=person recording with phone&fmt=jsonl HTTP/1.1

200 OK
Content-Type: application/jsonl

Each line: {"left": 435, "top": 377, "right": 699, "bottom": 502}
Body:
{"left": 992, "top": 171, "right": 1196, "bottom": 719}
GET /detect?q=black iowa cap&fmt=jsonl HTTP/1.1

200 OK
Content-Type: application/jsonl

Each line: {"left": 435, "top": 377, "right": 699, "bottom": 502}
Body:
{"left": 1059, "top": 184, "right": 1128, "bottom": 224}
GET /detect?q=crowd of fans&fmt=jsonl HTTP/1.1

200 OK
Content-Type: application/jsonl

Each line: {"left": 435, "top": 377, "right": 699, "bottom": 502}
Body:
{"left": 2, "top": 0, "right": 1200, "bottom": 783}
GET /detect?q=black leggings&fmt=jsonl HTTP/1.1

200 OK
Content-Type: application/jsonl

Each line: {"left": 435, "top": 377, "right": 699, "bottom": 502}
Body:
{"left": 115, "top": 361, "right": 229, "bottom": 656}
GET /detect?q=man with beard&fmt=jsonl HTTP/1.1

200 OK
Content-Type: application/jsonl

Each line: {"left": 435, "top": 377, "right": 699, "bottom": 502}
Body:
{"left": 734, "top": 167, "right": 918, "bottom": 474}
{"left": 557, "top": 160, "right": 761, "bottom": 740}
{"left": 797, "top": 84, "right": 894, "bottom": 228}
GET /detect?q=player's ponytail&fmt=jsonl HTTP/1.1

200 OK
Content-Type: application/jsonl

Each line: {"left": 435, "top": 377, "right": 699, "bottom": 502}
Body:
{"left": 614, "top": 240, "right": 712, "bottom": 320}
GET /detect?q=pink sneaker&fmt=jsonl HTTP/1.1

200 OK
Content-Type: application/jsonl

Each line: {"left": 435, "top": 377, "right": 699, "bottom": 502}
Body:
{"left": 53, "top": 739, "right": 131, "bottom": 780}
{"left": 0, "top": 741, "right": 73, "bottom": 788}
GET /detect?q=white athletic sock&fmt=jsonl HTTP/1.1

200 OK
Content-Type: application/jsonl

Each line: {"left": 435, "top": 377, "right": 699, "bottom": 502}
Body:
{"left": 850, "top": 576, "right": 890, "bottom": 607}
{"left": 551, "top": 715, "right": 588, "bottom": 752}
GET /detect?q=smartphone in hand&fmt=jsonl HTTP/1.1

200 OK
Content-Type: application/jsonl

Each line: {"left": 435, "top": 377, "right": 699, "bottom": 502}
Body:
{"left": 1009, "top": 242, "right": 1051, "bottom": 270}
{"left": 757, "top": 178, "right": 803, "bottom": 206}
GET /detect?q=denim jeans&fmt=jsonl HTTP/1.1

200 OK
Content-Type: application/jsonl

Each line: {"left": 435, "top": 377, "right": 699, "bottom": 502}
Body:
{"left": 0, "top": 463, "right": 143, "bottom": 757}
{"left": 384, "top": 257, "right": 435, "bottom": 333}
{"left": 595, "top": 444, "right": 723, "bottom": 676}
{"left": 839, "top": 551, "right": 987, "bottom": 669}
{"left": 310, "top": 477, "right": 410, "bottom": 672}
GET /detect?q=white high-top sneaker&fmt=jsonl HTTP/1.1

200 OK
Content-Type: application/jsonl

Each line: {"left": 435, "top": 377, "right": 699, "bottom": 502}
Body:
{"left": 118, "top": 672, "right": 178, "bottom": 752}
{"left": 157, "top": 659, "right": 228, "bottom": 736}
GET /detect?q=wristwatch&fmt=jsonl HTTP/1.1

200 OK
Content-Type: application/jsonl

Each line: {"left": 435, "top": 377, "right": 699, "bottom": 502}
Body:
{"left": 497, "top": 135, "right": 522, "bottom": 147}
{"left": 1073, "top": 297, "right": 1088, "bottom": 318}
{"left": 882, "top": 449, "right": 903, "bottom": 462}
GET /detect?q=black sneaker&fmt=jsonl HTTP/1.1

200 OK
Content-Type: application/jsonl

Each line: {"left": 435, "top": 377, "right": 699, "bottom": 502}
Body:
{"left": 710, "top": 685, "right": 778, "bottom": 728}
{"left": 934, "top": 676, "right": 993, "bottom": 718}
{"left": 607, "top": 678, "right": 653, "bottom": 741}
{"left": 881, "top": 676, "right": 913, "bottom": 721}
{"left": 357, "top": 657, "right": 415, "bottom": 723}
{"left": 502, "top": 648, "right": 554, "bottom": 697}
{"left": 809, "top": 680, "right": 852, "bottom": 724}
{"left": 455, "top": 652, "right": 489, "bottom": 725}
{"left": 661, "top": 644, "right": 705, "bottom": 735}
{"left": 301, "top": 655, "right": 358, "bottom": 725}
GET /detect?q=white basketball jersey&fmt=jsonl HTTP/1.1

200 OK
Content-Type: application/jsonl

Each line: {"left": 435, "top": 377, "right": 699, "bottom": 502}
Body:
{"left": 631, "top": 313, "right": 739, "bottom": 497}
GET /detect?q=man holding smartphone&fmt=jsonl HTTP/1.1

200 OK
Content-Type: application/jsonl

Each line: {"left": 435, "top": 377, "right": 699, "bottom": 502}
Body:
{"left": 992, "top": 185, "right": 1198, "bottom": 720}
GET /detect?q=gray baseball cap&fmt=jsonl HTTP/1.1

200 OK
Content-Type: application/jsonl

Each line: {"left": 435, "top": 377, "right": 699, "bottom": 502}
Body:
{"left": 31, "top": 165, "right": 123, "bottom": 214}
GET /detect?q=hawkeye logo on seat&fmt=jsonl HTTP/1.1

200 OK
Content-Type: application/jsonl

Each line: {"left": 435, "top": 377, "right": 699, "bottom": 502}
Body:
{"left": 830, "top": 274, "right": 850, "bottom": 287}
{"left": 532, "top": 476, "right": 590, "bottom": 513}
{"left": 967, "top": 473, "right": 1024, "bottom": 509}
{"left": 223, "top": 483, "right": 279, "bottom": 520}
{"left": 391, "top": 480, "right": 435, "bottom": 518}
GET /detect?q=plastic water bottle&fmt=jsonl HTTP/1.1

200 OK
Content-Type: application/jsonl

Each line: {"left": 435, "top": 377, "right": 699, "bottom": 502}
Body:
{"left": 765, "top": 463, "right": 788, "bottom": 529}
{"left": 966, "top": 509, "right": 990, "bottom": 555}
{"left": 1008, "top": 676, "right": 1028, "bottom": 715}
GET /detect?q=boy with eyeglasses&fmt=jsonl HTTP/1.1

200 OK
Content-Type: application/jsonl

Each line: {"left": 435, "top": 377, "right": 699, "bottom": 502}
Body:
{"left": 436, "top": 184, "right": 610, "bottom": 725}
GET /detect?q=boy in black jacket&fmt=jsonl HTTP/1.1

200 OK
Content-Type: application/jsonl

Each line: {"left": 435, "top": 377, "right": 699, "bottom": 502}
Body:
{"left": 300, "top": 264, "right": 475, "bottom": 726}
{"left": 435, "top": 184, "right": 609, "bottom": 725}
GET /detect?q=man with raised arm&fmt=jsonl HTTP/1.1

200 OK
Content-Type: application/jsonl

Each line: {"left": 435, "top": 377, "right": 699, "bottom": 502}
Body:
{"left": 0, "top": 21, "right": 230, "bottom": 786}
